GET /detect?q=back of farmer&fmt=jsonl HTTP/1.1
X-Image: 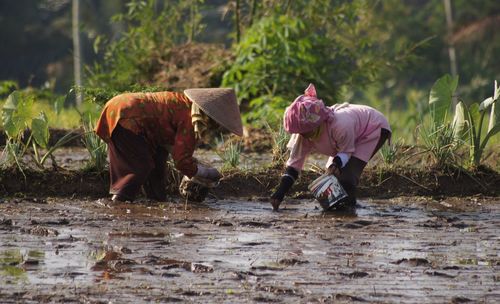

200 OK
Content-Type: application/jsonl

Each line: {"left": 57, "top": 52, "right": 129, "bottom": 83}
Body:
{"left": 270, "top": 83, "right": 391, "bottom": 211}
{"left": 95, "top": 89, "right": 243, "bottom": 202}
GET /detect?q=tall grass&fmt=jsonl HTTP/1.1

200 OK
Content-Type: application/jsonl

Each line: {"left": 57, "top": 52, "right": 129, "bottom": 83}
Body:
{"left": 418, "top": 122, "right": 463, "bottom": 168}
{"left": 379, "top": 137, "right": 405, "bottom": 167}
{"left": 81, "top": 118, "right": 107, "bottom": 172}
{"left": 266, "top": 121, "right": 290, "bottom": 166}
{"left": 216, "top": 135, "right": 242, "bottom": 170}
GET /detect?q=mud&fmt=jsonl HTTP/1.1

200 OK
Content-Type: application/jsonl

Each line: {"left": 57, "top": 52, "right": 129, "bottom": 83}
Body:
{"left": 1, "top": 196, "right": 498, "bottom": 303}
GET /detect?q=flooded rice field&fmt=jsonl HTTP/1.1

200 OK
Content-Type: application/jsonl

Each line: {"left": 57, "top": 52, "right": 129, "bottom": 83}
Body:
{"left": 1, "top": 196, "right": 498, "bottom": 303}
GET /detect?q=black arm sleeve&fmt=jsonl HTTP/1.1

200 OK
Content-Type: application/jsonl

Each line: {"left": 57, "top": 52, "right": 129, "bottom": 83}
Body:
{"left": 271, "top": 166, "right": 299, "bottom": 202}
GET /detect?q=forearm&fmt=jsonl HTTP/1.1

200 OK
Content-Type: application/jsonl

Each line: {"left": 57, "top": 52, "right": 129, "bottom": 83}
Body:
{"left": 271, "top": 166, "right": 299, "bottom": 201}
{"left": 327, "top": 152, "right": 350, "bottom": 169}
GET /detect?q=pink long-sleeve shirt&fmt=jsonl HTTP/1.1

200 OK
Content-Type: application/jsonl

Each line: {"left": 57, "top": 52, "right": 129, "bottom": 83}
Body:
{"left": 286, "top": 104, "right": 391, "bottom": 171}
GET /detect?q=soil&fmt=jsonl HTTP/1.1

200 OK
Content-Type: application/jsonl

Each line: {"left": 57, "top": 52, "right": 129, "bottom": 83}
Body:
{"left": 1, "top": 133, "right": 499, "bottom": 303}
{"left": 1, "top": 196, "right": 498, "bottom": 303}
{"left": 1, "top": 161, "right": 500, "bottom": 200}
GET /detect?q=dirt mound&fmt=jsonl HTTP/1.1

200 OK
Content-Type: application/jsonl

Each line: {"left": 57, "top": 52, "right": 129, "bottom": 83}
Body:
{"left": 152, "top": 42, "right": 231, "bottom": 90}
{"left": 2, "top": 165, "right": 499, "bottom": 200}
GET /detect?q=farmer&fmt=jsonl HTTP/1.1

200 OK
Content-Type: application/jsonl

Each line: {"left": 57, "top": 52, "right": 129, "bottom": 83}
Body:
{"left": 95, "top": 88, "right": 243, "bottom": 202}
{"left": 270, "top": 84, "right": 391, "bottom": 211}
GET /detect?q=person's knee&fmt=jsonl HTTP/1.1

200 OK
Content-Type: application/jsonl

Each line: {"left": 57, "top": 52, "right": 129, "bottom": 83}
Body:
{"left": 339, "top": 175, "right": 358, "bottom": 190}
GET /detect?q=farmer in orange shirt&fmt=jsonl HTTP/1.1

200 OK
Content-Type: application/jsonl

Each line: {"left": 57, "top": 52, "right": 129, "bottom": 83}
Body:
{"left": 95, "top": 88, "right": 243, "bottom": 202}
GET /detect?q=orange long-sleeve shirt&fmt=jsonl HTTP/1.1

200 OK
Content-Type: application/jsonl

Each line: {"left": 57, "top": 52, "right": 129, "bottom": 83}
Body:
{"left": 95, "top": 91, "right": 197, "bottom": 177}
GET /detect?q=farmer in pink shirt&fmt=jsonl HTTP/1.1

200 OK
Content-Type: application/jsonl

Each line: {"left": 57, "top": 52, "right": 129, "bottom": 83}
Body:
{"left": 270, "top": 84, "right": 391, "bottom": 211}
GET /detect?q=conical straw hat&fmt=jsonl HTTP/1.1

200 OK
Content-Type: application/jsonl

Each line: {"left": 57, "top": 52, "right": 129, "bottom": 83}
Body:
{"left": 184, "top": 88, "right": 243, "bottom": 136}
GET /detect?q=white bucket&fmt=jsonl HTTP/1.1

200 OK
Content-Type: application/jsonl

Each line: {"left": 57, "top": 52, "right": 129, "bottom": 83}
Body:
{"left": 308, "top": 174, "right": 348, "bottom": 210}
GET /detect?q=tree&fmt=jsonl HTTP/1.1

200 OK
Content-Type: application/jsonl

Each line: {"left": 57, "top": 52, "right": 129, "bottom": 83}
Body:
{"left": 72, "top": 0, "right": 83, "bottom": 106}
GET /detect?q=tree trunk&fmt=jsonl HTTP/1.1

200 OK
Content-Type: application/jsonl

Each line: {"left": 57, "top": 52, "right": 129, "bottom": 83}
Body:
{"left": 443, "top": 0, "right": 458, "bottom": 107}
{"left": 248, "top": 0, "right": 258, "bottom": 27}
{"left": 72, "top": 0, "right": 83, "bottom": 106}
{"left": 235, "top": 0, "right": 241, "bottom": 43}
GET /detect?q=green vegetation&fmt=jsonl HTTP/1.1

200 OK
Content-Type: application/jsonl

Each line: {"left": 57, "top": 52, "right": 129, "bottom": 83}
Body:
{"left": 379, "top": 138, "right": 405, "bottom": 168}
{"left": 0, "top": 1, "right": 499, "bottom": 176}
{"left": 267, "top": 122, "right": 290, "bottom": 166}
{"left": 88, "top": 0, "right": 204, "bottom": 90}
{"left": 217, "top": 136, "right": 242, "bottom": 170}
{"left": 453, "top": 81, "right": 500, "bottom": 167}
{"left": 1, "top": 91, "right": 82, "bottom": 172}
{"left": 80, "top": 115, "right": 107, "bottom": 173}
{"left": 418, "top": 75, "right": 463, "bottom": 168}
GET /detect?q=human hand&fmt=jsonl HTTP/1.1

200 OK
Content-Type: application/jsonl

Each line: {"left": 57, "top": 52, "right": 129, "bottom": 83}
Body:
{"left": 195, "top": 165, "right": 222, "bottom": 182}
{"left": 270, "top": 198, "right": 281, "bottom": 211}
{"left": 326, "top": 163, "right": 341, "bottom": 177}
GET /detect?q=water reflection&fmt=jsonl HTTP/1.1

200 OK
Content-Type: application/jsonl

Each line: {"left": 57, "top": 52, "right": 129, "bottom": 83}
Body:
{"left": 0, "top": 249, "right": 45, "bottom": 283}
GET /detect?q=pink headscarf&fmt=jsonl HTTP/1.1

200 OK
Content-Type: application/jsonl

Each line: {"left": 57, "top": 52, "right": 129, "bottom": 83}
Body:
{"left": 283, "top": 84, "right": 330, "bottom": 134}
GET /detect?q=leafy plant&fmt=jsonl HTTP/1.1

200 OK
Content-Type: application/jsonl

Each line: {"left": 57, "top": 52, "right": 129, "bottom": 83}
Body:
{"left": 1, "top": 91, "right": 81, "bottom": 170}
{"left": 266, "top": 120, "right": 290, "bottom": 166}
{"left": 419, "top": 74, "right": 462, "bottom": 167}
{"left": 222, "top": 15, "right": 324, "bottom": 125}
{"left": 379, "top": 137, "right": 405, "bottom": 167}
{"left": 71, "top": 99, "right": 108, "bottom": 172}
{"left": 222, "top": 1, "right": 395, "bottom": 126}
{"left": 453, "top": 80, "right": 500, "bottom": 167}
{"left": 216, "top": 136, "right": 242, "bottom": 170}
{"left": 1, "top": 91, "right": 34, "bottom": 171}
{"left": 419, "top": 122, "right": 463, "bottom": 168}
{"left": 80, "top": 113, "right": 107, "bottom": 173}
{"left": 87, "top": 0, "right": 204, "bottom": 90}
{"left": 0, "top": 80, "right": 18, "bottom": 98}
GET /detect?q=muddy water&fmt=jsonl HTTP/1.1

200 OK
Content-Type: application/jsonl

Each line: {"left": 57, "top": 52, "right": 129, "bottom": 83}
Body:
{"left": 50, "top": 147, "right": 326, "bottom": 171}
{"left": 0, "top": 197, "right": 498, "bottom": 303}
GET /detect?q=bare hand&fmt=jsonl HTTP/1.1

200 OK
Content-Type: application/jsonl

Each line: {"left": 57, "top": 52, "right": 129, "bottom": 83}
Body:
{"left": 195, "top": 164, "right": 222, "bottom": 182}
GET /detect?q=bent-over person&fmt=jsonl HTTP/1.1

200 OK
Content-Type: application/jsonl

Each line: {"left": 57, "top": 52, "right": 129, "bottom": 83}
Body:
{"left": 95, "top": 88, "right": 243, "bottom": 202}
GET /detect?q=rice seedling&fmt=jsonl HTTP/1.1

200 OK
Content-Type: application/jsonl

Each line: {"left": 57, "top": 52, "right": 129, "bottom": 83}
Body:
{"left": 81, "top": 117, "right": 107, "bottom": 172}
{"left": 265, "top": 120, "right": 290, "bottom": 166}
{"left": 216, "top": 135, "right": 242, "bottom": 170}
{"left": 379, "top": 137, "right": 405, "bottom": 167}
{"left": 418, "top": 122, "right": 463, "bottom": 168}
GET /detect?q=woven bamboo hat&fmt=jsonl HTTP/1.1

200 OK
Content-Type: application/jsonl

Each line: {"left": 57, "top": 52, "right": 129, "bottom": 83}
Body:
{"left": 184, "top": 88, "right": 243, "bottom": 136}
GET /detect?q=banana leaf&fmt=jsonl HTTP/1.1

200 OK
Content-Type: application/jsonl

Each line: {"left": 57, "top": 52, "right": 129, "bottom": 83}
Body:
{"left": 31, "top": 112, "right": 50, "bottom": 149}
{"left": 428, "top": 74, "right": 458, "bottom": 125}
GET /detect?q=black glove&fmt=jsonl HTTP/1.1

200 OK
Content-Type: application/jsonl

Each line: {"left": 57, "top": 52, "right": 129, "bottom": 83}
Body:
{"left": 271, "top": 166, "right": 299, "bottom": 202}
{"left": 326, "top": 156, "right": 342, "bottom": 177}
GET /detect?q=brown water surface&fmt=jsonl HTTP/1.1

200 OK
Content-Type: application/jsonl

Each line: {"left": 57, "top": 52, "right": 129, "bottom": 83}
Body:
{"left": 0, "top": 196, "right": 498, "bottom": 303}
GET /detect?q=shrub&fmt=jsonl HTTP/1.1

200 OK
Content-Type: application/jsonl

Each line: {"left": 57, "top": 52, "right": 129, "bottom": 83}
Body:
{"left": 453, "top": 80, "right": 500, "bottom": 167}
